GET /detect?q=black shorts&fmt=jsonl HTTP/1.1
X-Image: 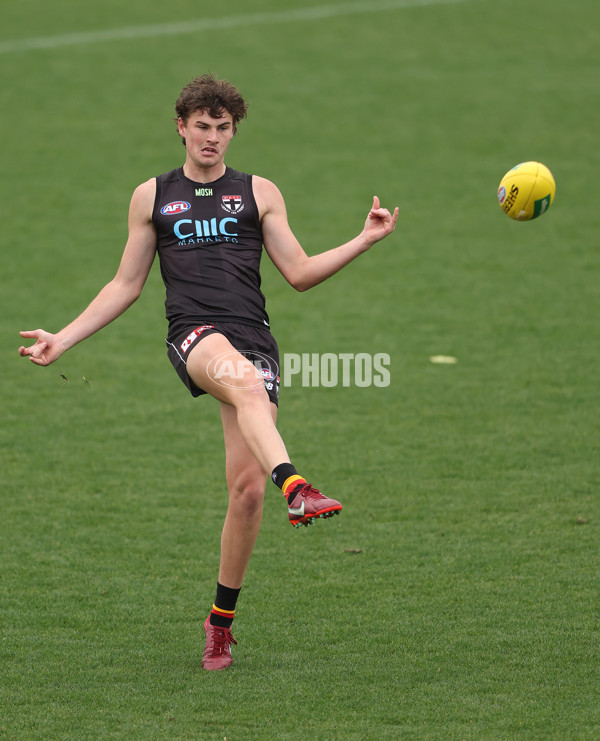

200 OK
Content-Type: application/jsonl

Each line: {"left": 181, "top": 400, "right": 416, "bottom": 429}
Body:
{"left": 166, "top": 321, "right": 280, "bottom": 405}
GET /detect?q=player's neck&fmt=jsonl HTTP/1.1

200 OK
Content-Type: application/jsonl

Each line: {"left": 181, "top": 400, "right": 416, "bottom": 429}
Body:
{"left": 182, "top": 160, "right": 227, "bottom": 184}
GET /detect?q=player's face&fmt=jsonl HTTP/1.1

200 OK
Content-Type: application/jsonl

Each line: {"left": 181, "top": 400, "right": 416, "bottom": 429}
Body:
{"left": 178, "top": 110, "right": 235, "bottom": 170}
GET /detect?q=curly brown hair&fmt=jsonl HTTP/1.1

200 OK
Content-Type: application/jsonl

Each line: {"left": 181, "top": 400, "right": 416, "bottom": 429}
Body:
{"left": 175, "top": 74, "right": 248, "bottom": 141}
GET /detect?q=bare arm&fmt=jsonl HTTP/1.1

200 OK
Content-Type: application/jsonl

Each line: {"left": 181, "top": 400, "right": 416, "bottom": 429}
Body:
{"left": 254, "top": 176, "right": 398, "bottom": 292}
{"left": 19, "top": 179, "right": 157, "bottom": 366}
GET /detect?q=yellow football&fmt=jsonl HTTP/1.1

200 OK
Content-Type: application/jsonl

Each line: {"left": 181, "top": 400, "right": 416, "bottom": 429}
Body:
{"left": 497, "top": 161, "right": 556, "bottom": 221}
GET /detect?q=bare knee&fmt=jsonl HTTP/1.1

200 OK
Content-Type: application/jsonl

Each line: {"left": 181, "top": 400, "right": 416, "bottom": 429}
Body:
{"left": 231, "top": 383, "right": 271, "bottom": 414}
{"left": 227, "top": 471, "right": 266, "bottom": 515}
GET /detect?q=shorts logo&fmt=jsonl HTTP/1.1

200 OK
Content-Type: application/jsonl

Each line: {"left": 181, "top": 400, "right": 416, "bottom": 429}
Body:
{"left": 221, "top": 195, "right": 244, "bottom": 214}
{"left": 180, "top": 325, "right": 214, "bottom": 354}
{"left": 161, "top": 201, "right": 191, "bottom": 216}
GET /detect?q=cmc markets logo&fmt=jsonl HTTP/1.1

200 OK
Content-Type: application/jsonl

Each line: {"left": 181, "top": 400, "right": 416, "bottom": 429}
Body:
{"left": 206, "top": 350, "right": 279, "bottom": 392}
{"left": 160, "top": 200, "right": 191, "bottom": 216}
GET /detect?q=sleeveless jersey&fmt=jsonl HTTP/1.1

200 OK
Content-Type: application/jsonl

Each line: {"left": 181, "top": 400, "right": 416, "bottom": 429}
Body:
{"left": 152, "top": 166, "right": 269, "bottom": 334}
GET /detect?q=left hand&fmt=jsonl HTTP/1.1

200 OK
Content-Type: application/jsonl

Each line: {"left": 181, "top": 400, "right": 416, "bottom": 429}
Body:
{"left": 362, "top": 196, "right": 399, "bottom": 246}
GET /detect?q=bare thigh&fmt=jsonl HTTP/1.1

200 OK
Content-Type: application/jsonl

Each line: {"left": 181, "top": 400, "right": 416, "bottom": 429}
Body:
{"left": 220, "top": 401, "right": 278, "bottom": 488}
{"left": 186, "top": 332, "right": 270, "bottom": 407}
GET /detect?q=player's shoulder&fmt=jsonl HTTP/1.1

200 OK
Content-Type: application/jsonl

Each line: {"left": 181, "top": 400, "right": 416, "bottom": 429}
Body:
{"left": 129, "top": 177, "right": 157, "bottom": 219}
{"left": 251, "top": 174, "right": 284, "bottom": 215}
{"left": 225, "top": 166, "right": 270, "bottom": 190}
{"left": 132, "top": 176, "right": 157, "bottom": 195}
{"left": 251, "top": 174, "right": 279, "bottom": 192}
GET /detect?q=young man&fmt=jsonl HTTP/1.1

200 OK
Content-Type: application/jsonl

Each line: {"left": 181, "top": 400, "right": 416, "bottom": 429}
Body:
{"left": 19, "top": 74, "right": 398, "bottom": 671}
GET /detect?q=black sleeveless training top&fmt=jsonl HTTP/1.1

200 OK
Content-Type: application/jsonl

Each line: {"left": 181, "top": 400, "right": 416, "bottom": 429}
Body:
{"left": 152, "top": 166, "right": 269, "bottom": 335}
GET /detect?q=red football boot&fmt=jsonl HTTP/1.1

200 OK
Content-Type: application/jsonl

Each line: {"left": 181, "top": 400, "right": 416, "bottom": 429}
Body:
{"left": 201, "top": 615, "right": 237, "bottom": 671}
{"left": 287, "top": 483, "right": 342, "bottom": 528}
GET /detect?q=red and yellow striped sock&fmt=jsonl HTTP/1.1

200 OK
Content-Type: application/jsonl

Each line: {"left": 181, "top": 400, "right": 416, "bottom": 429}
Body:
{"left": 270, "top": 463, "right": 307, "bottom": 504}
{"left": 283, "top": 475, "right": 307, "bottom": 504}
{"left": 209, "top": 582, "right": 240, "bottom": 628}
{"left": 283, "top": 475, "right": 306, "bottom": 495}
{"left": 210, "top": 604, "right": 235, "bottom": 628}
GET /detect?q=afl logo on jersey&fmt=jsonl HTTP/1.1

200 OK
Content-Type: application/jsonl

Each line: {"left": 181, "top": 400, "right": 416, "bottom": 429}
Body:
{"left": 160, "top": 200, "right": 191, "bottom": 216}
{"left": 221, "top": 195, "right": 245, "bottom": 214}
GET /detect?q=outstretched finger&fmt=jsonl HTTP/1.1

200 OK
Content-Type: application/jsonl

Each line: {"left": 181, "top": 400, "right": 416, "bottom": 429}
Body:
{"left": 29, "top": 343, "right": 49, "bottom": 365}
{"left": 18, "top": 340, "right": 47, "bottom": 358}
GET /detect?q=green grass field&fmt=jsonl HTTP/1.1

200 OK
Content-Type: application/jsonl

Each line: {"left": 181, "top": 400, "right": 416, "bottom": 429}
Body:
{"left": 1, "top": 0, "right": 599, "bottom": 738}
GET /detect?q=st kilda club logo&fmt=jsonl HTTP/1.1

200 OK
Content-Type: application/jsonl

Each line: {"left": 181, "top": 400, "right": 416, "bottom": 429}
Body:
{"left": 221, "top": 195, "right": 244, "bottom": 214}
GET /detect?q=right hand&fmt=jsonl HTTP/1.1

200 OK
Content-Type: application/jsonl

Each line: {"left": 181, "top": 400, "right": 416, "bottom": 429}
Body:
{"left": 18, "top": 330, "right": 65, "bottom": 366}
